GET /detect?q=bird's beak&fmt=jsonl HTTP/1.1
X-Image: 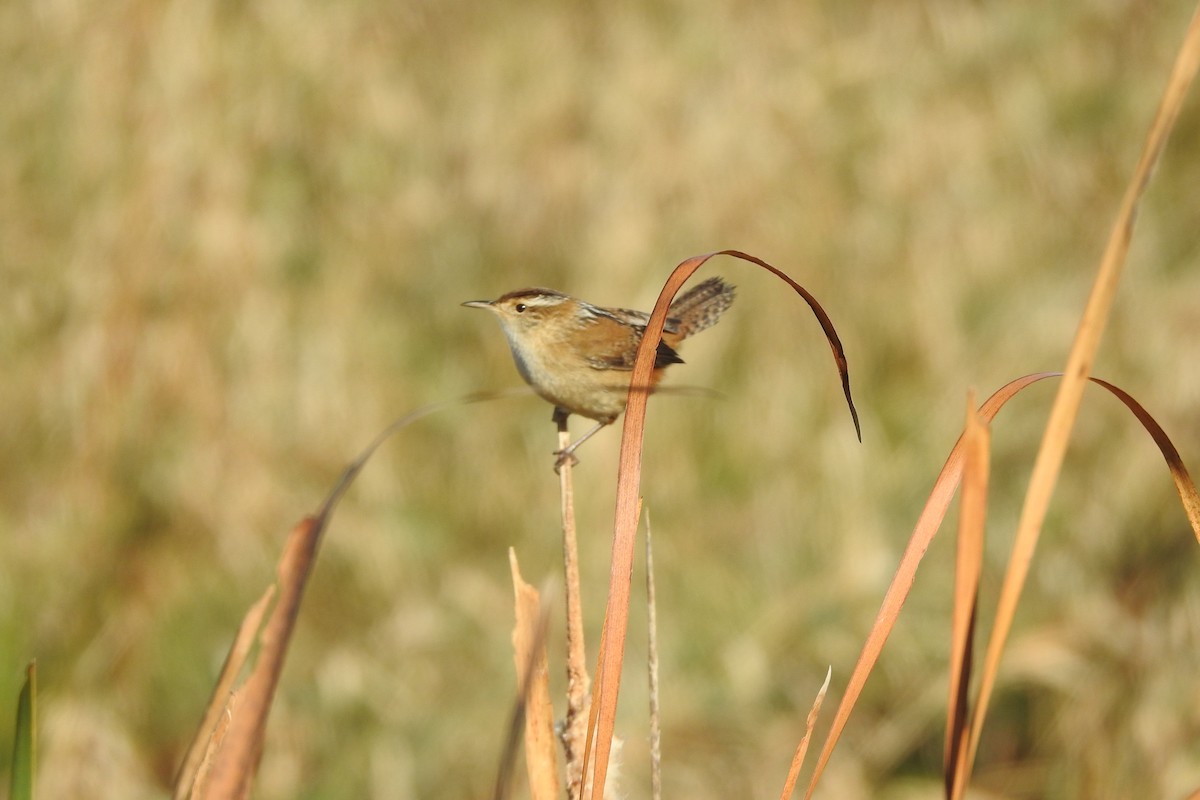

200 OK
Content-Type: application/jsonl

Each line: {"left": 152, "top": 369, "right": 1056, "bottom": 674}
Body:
{"left": 461, "top": 299, "right": 493, "bottom": 309}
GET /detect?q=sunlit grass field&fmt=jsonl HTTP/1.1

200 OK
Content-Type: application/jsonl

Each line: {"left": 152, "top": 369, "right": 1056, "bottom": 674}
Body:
{"left": 3, "top": 1, "right": 1199, "bottom": 797}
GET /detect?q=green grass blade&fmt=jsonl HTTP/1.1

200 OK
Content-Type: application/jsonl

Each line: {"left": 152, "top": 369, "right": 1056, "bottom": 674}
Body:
{"left": 10, "top": 660, "right": 37, "bottom": 800}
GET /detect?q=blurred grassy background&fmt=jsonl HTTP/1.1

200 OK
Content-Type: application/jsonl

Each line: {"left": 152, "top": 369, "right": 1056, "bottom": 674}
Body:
{"left": 3, "top": 1, "right": 1199, "bottom": 797}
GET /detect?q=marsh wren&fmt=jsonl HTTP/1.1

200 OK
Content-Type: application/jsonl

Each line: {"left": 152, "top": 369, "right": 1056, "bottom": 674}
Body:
{"left": 464, "top": 277, "right": 736, "bottom": 467}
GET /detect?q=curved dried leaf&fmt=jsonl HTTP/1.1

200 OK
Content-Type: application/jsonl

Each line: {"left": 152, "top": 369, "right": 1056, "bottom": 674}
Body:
{"left": 809, "top": 9, "right": 1200, "bottom": 790}
{"left": 589, "top": 250, "right": 860, "bottom": 799}
{"left": 189, "top": 394, "right": 517, "bottom": 798}
{"left": 961, "top": 8, "right": 1200, "bottom": 781}
{"left": 960, "top": 378, "right": 1200, "bottom": 789}
{"left": 805, "top": 373, "right": 1200, "bottom": 797}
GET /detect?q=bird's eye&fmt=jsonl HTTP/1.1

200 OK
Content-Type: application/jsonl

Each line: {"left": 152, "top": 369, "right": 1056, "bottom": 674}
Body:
{"left": 514, "top": 303, "right": 527, "bottom": 313}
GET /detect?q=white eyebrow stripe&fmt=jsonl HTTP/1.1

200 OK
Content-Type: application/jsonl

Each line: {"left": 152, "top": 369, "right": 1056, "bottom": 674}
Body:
{"left": 522, "top": 293, "right": 569, "bottom": 308}
{"left": 496, "top": 289, "right": 570, "bottom": 307}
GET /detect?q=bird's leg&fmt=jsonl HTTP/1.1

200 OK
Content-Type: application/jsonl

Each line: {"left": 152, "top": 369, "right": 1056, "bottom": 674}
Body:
{"left": 551, "top": 406, "right": 579, "bottom": 472}
{"left": 551, "top": 407, "right": 611, "bottom": 472}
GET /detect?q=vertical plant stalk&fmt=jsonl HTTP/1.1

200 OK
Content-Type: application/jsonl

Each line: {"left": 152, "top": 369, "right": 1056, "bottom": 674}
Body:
{"left": 558, "top": 415, "right": 591, "bottom": 800}
{"left": 645, "top": 511, "right": 662, "bottom": 800}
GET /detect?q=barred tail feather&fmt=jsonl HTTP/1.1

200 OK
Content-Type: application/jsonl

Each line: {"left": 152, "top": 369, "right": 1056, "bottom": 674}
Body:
{"left": 668, "top": 277, "right": 736, "bottom": 339}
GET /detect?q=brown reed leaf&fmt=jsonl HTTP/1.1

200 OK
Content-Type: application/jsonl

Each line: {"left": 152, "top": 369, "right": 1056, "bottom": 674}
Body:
{"left": 807, "top": 7, "right": 1200, "bottom": 790}
{"left": 503, "top": 550, "right": 559, "bottom": 800}
{"left": 778, "top": 667, "right": 832, "bottom": 800}
{"left": 197, "top": 516, "right": 323, "bottom": 800}
{"left": 1091, "top": 377, "right": 1200, "bottom": 540}
{"left": 945, "top": 395, "right": 989, "bottom": 800}
{"left": 182, "top": 394, "right": 520, "bottom": 798}
{"left": 174, "top": 584, "right": 275, "bottom": 799}
{"left": 587, "top": 250, "right": 859, "bottom": 800}
{"left": 961, "top": 7, "right": 1200, "bottom": 784}
{"left": 802, "top": 373, "right": 1200, "bottom": 797}
{"left": 802, "top": 372, "right": 1041, "bottom": 798}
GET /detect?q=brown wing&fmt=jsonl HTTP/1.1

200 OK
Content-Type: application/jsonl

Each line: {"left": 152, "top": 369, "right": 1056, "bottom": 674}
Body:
{"left": 575, "top": 312, "right": 684, "bottom": 371}
{"left": 586, "top": 336, "right": 682, "bottom": 370}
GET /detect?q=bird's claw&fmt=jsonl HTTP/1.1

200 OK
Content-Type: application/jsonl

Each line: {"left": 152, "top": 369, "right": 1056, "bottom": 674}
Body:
{"left": 552, "top": 448, "right": 580, "bottom": 474}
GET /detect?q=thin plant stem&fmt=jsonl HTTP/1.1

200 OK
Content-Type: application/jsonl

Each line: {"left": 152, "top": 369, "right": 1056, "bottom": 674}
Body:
{"left": 557, "top": 411, "right": 591, "bottom": 800}
{"left": 645, "top": 510, "right": 662, "bottom": 800}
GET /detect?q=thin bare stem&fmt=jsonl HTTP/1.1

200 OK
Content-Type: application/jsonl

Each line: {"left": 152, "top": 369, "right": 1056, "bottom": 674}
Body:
{"left": 557, "top": 411, "right": 591, "bottom": 800}
{"left": 645, "top": 510, "right": 662, "bottom": 800}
